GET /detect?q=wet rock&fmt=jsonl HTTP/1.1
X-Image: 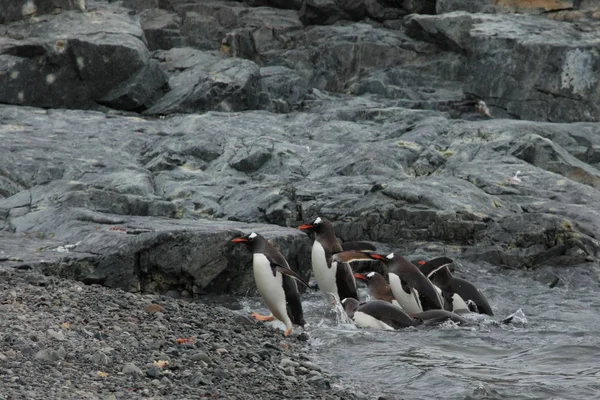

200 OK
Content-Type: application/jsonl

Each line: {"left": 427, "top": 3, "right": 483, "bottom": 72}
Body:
{"left": 0, "top": 2, "right": 167, "bottom": 111}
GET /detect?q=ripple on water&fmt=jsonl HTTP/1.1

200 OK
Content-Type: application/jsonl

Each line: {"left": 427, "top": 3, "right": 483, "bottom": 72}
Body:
{"left": 223, "top": 263, "right": 600, "bottom": 400}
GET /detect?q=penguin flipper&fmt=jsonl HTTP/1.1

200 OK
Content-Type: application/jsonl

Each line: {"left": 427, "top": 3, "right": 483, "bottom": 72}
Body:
{"left": 418, "top": 257, "right": 454, "bottom": 277}
{"left": 332, "top": 250, "right": 374, "bottom": 263}
{"left": 271, "top": 263, "right": 309, "bottom": 287}
{"left": 336, "top": 262, "right": 359, "bottom": 300}
{"left": 341, "top": 241, "right": 376, "bottom": 251}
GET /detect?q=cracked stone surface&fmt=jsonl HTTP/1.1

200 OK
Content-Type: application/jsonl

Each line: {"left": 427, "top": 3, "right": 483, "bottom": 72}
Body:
{"left": 1, "top": 0, "right": 600, "bottom": 295}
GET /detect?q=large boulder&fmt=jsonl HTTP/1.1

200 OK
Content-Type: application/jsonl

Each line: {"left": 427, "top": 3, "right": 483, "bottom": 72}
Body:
{"left": 0, "top": 2, "right": 167, "bottom": 111}
{"left": 405, "top": 12, "right": 600, "bottom": 123}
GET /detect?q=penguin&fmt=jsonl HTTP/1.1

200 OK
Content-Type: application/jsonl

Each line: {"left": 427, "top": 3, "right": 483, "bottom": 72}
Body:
{"left": 298, "top": 217, "right": 375, "bottom": 303}
{"left": 341, "top": 298, "right": 469, "bottom": 330}
{"left": 231, "top": 232, "right": 308, "bottom": 336}
{"left": 353, "top": 271, "right": 401, "bottom": 308}
{"left": 416, "top": 257, "right": 471, "bottom": 313}
{"left": 341, "top": 298, "right": 417, "bottom": 330}
{"left": 425, "top": 263, "right": 494, "bottom": 316}
{"left": 368, "top": 253, "right": 443, "bottom": 314}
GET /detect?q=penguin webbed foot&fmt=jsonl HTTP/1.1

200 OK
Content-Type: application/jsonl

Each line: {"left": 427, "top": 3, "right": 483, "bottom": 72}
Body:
{"left": 284, "top": 328, "right": 292, "bottom": 337}
{"left": 250, "top": 312, "right": 275, "bottom": 322}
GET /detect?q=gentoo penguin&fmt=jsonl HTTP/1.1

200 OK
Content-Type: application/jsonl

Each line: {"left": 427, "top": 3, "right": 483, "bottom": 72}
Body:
{"left": 369, "top": 253, "right": 443, "bottom": 314}
{"left": 425, "top": 264, "right": 494, "bottom": 316}
{"left": 341, "top": 298, "right": 417, "bottom": 330}
{"left": 298, "top": 217, "right": 375, "bottom": 302}
{"left": 231, "top": 232, "right": 308, "bottom": 336}
{"left": 416, "top": 257, "right": 471, "bottom": 313}
{"left": 353, "top": 272, "right": 401, "bottom": 308}
{"left": 341, "top": 298, "right": 469, "bottom": 330}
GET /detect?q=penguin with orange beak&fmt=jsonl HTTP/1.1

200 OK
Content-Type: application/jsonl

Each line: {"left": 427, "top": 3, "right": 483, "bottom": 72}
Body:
{"left": 231, "top": 232, "right": 308, "bottom": 336}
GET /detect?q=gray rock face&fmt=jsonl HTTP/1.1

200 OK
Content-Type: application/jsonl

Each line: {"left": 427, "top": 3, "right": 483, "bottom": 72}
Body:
{"left": 436, "top": 0, "right": 598, "bottom": 16}
{"left": 0, "top": 0, "right": 86, "bottom": 24}
{"left": 145, "top": 48, "right": 260, "bottom": 114}
{"left": 0, "top": 2, "right": 167, "bottom": 111}
{"left": 1, "top": 0, "right": 600, "bottom": 295}
{"left": 298, "top": 0, "right": 434, "bottom": 25}
{"left": 405, "top": 12, "right": 600, "bottom": 122}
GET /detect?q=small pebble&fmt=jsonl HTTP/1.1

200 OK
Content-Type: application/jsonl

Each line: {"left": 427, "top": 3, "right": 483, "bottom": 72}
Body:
{"left": 34, "top": 348, "right": 61, "bottom": 362}
{"left": 190, "top": 352, "right": 211, "bottom": 363}
{"left": 122, "top": 362, "right": 143, "bottom": 376}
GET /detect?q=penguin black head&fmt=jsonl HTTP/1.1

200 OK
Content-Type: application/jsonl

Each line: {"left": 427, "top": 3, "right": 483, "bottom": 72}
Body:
{"left": 341, "top": 297, "right": 360, "bottom": 318}
{"left": 354, "top": 271, "right": 379, "bottom": 284}
{"left": 231, "top": 232, "right": 267, "bottom": 252}
{"left": 297, "top": 216, "right": 331, "bottom": 234}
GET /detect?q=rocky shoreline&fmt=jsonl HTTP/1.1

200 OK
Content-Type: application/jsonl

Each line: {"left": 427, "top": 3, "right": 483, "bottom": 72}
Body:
{"left": 0, "top": 268, "right": 370, "bottom": 400}
{"left": 1, "top": 0, "right": 600, "bottom": 398}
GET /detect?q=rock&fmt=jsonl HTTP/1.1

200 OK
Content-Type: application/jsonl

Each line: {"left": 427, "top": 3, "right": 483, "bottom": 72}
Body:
{"left": 0, "top": 2, "right": 167, "bottom": 111}
{"left": 0, "top": 0, "right": 86, "bottom": 24}
{"left": 0, "top": 352, "right": 8, "bottom": 362}
{"left": 189, "top": 372, "right": 212, "bottom": 386}
{"left": 437, "top": 0, "right": 581, "bottom": 15}
{"left": 139, "top": 9, "right": 185, "bottom": 51}
{"left": 229, "top": 144, "right": 273, "bottom": 173}
{"left": 258, "top": 66, "right": 309, "bottom": 113}
{"left": 89, "top": 352, "right": 111, "bottom": 365}
{"left": 34, "top": 348, "right": 61, "bottom": 362}
{"left": 47, "top": 329, "right": 67, "bottom": 341}
{"left": 405, "top": 12, "right": 600, "bottom": 122}
{"left": 145, "top": 48, "right": 260, "bottom": 115}
{"left": 144, "top": 304, "right": 166, "bottom": 313}
{"left": 146, "top": 366, "right": 161, "bottom": 378}
{"left": 122, "top": 362, "right": 144, "bottom": 376}
{"left": 190, "top": 352, "right": 212, "bottom": 364}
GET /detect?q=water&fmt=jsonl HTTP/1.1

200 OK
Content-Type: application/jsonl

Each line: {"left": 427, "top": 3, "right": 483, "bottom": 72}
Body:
{"left": 218, "top": 263, "right": 600, "bottom": 400}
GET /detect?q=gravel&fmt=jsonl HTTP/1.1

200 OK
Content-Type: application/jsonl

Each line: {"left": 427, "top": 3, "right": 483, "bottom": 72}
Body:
{"left": 0, "top": 268, "right": 369, "bottom": 399}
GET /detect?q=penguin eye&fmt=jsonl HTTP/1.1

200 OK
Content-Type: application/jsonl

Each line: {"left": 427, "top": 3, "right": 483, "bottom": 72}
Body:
{"left": 313, "top": 217, "right": 322, "bottom": 225}
{"left": 248, "top": 232, "right": 257, "bottom": 241}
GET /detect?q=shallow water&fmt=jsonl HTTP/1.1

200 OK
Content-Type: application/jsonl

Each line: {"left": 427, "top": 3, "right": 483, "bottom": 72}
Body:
{"left": 216, "top": 263, "right": 600, "bottom": 400}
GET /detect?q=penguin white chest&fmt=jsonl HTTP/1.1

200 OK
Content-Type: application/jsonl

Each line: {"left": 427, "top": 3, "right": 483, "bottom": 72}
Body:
{"left": 252, "top": 254, "right": 290, "bottom": 326}
{"left": 353, "top": 311, "right": 395, "bottom": 330}
{"left": 388, "top": 273, "right": 422, "bottom": 315}
{"left": 451, "top": 293, "right": 469, "bottom": 312}
{"left": 311, "top": 241, "right": 338, "bottom": 299}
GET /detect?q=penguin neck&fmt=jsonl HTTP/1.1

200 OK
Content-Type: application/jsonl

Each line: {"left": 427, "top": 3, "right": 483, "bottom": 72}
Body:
{"left": 369, "top": 275, "right": 395, "bottom": 303}
{"left": 316, "top": 228, "right": 343, "bottom": 254}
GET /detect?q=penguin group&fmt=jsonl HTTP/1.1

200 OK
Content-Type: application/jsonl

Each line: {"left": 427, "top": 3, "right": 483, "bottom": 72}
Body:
{"left": 231, "top": 216, "right": 498, "bottom": 336}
